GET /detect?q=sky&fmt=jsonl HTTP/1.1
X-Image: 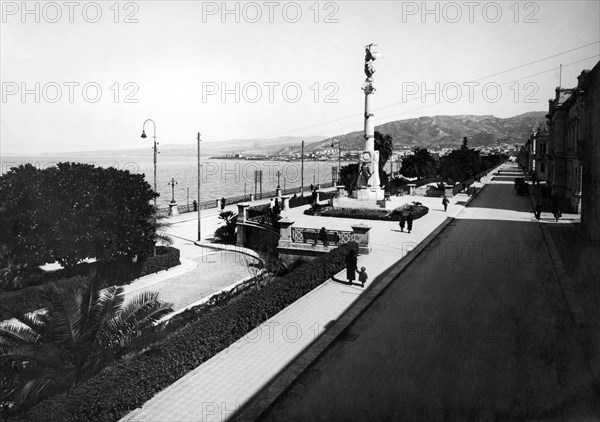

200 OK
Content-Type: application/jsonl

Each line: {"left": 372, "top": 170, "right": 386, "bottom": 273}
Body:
{"left": 1, "top": 0, "right": 599, "bottom": 154}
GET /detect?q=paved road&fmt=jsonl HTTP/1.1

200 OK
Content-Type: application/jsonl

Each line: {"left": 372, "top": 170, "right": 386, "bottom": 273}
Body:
{"left": 260, "top": 164, "right": 596, "bottom": 421}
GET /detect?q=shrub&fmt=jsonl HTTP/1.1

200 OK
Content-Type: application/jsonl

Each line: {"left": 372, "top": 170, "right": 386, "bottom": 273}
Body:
{"left": 10, "top": 243, "right": 358, "bottom": 422}
{"left": 139, "top": 246, "right": 181, "bottom": 276}
{"left": 0, "top": 248, "right": 180, "bottom": 321}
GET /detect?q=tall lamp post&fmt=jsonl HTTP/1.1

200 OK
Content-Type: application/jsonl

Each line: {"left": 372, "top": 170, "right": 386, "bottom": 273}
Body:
{"left": 331, "top": 138, "right": 341, "bottom": 184}
{"left": 301, "top": 140, "right": 305, "bottom": 196}
{"left": 197, "top": 132, "right": 202, "bottom": 242}
{"left": 141, "top": 119, "right": 158, "bottom": 207}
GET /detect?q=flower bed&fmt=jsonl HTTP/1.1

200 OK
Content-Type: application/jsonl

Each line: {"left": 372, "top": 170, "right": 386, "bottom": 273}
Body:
{"left": 10, "top": 242, "right": 358, "bottom": 422}
{"left": 305, "top": 202, "right": 429, "bottom": 221}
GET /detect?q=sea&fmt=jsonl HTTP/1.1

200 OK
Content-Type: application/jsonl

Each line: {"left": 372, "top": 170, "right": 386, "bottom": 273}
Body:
{"left": 1, "top": 153, "right": 348, "bottom": 208}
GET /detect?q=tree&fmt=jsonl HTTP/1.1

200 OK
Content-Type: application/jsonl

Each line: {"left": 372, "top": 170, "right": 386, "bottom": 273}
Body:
{"left": 0, "top": 163, "right": 159, "bottom": 272}
{"left": 0, "top": 277, "right": 173, "bottom": 412}
{"left": 400, "top": 148, "right": 437, "bottom": 179}
{"left": 438, "top": 137, "right": 481, "bottom": 182}
{"left": 339, "top": 163, "right": 359, "bottom": 193}
{"left": 214, "top": 211, "right": 238, "bottom": 244}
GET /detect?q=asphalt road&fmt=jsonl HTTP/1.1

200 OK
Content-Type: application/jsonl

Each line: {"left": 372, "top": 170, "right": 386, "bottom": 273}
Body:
{"left": 259, "top": 165, "right": 597, "bottom": 421}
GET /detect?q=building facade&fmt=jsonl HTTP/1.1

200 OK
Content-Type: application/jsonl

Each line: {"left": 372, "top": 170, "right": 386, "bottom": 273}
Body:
{"left": 546, "top": 61, "right": 600, "bottom": 239}
{"left": 525, "top": 126, "right": 549, "bottom": 183}
{"left": 581, "top": 61, "right": 600, "bottom": 240}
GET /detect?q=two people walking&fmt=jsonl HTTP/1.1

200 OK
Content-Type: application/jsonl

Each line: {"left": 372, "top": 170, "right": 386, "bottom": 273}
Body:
{"left": 399, "top": 212, "right": 414, "bottom": 233}
{"left": 345, "top": 250, "right": 368, "bottom": 288}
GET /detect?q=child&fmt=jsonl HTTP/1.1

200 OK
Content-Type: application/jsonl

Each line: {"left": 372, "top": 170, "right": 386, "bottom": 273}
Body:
{"left": 358, "top": 267, "right": 368, "bottom": 288}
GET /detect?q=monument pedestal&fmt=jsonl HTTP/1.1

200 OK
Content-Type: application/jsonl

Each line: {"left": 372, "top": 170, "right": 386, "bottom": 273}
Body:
{"left": 168, "top": 202, "right": 179, "bottom": 216}
{"left": 354, "top": 187, "right": 385, "bottom": 201}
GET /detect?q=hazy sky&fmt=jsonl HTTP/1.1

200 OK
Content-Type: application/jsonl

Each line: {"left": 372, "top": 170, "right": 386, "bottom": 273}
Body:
{"left": 1, "top": 0, "right": 599, "bottom": 153}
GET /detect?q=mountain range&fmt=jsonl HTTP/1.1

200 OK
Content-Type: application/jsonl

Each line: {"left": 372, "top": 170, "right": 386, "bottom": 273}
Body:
{"left": 290, "top": 111, "right": 547, "bottom": 154}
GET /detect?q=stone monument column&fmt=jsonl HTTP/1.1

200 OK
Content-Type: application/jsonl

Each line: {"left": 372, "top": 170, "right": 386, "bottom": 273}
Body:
{"left": 356, "top": 43, "right": 384, "bottom": 201}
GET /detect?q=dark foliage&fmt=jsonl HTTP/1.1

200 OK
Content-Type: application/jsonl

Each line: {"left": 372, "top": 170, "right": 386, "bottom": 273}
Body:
{"left": 8, "top": 243, "right": 358, "bottom": 422}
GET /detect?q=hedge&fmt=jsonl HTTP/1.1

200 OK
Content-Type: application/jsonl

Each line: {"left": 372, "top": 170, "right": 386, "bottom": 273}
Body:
{"left": 9, "top": 242, "right": 358, "bottom": 422}
{"left": 0, "top": 247, "right": 180, "bottom": 321}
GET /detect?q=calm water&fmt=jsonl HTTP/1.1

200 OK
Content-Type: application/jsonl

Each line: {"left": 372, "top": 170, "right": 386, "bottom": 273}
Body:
{"left": 2, "top": 153, "right": 347, "bottom": 207}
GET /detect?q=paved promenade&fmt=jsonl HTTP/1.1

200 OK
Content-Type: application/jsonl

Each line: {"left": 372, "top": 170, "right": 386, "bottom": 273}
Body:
{"left": 121, "top": 176, "right": 486, "bottom": 421}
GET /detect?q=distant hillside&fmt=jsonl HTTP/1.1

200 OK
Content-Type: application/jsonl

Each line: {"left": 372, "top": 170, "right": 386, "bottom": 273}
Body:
{"left": 288, "top": 112, "right": 547, "bottom": 154}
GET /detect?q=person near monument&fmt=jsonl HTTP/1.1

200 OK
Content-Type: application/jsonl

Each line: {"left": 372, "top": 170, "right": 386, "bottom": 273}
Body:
{"left": 346, "top": 249, "right": 358, "bottom": 284}
{"left": 406, "top": 212, "right": 414, "bottom": 233}
{"left": 442, "top": 195, "right": 449, "bottom": 212}
{"left": 220, "top": 197, "right": 226, "bottom": 210}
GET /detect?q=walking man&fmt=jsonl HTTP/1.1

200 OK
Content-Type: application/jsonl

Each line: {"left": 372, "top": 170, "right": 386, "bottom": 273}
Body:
{"left": 399, "top": 213, "right": 406, "bottom": 232}
{"left": 346, "top": 249, "right": 358, "bottom": 285}
{"left": 442, "top": 195, "right": 449, "bottom": 212}
{"left": 221, "top": 197, "right": 226, "bottom": 211}
{"left": 534, "top": 201, "right": 542, "bottom": 220}
{"left": 551, "top": 196, "right": 561, "bottom": 222}
{"left": 406, "top": 212, "right": 414, "bottom": 233}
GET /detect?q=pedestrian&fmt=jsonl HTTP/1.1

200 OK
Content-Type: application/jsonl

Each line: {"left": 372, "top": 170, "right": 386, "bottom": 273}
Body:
{"left": 319, "top": 226, "right": 328, "bottom": 247}
{"left": 310, "top": 183, "right": 314, "bottom": 192}
{"left": 193, "top": 200, "right": 198, "bottom": 211}
{"left": 346, "top": 249, "right": 357, "bottom": 285}
{"left": 220, "top": 197, "right": 226, "bottom": 211}
{"left": 442, "top": 195, "right": 449, "bottom": 212}
{"left": 357, "top": 266, "right": 368, "bottom": 288}
{"left": 551, "top": 196, "right": 561, "bottom": 222}
{"left": 534, "top": 201, "right": 542, "bottom": 220}
{"left": 406, "top": 211, "right": 414, "bottom": 233}
{"left": 399, "top": 213, "right": 406, "bottom": 232}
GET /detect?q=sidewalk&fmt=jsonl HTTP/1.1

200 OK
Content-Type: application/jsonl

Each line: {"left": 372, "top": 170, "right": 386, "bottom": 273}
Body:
{"left": 121, "top": 178, "right": 491, "bottom": 422}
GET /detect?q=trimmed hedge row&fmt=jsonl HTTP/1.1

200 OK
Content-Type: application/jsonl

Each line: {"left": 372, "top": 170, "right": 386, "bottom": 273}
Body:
{"left": 139, "top": 246, "right": 181, "bottom": 276}
{"left": 10, "top": 242, "right": 359, "bottom": 422}
{"left": 0, "top": 247, "right": 180, "bottom": 321}
{"left": 0, "top": 276, "right": 88, "bottom": 321}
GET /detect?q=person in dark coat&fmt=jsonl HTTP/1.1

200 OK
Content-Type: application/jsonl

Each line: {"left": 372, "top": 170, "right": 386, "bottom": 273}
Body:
{"left": 534, "top": 201, "right": 542, "bottom": 220}
{"left": 346, "top": 250, "right": 357, "bottom": 284}
{"left": 220, "top": 197, "right": 226, "bottom": 210}
{"left": 442, "top": 195, "right": 449, "bottom": 212}
{"left": 406, "top": 212, "right": 414, "bottom": 233}
{"left": 319, "top": 226, "right": 329, "bottom": 247}
{"left": 193, "top": 200, "right": 198, "bottom": 211}
{"left": 551, "top": 196, "right": 561, "bottom": 222}
{"left": 399, "top": 213, "right": 406, "bottom": 232}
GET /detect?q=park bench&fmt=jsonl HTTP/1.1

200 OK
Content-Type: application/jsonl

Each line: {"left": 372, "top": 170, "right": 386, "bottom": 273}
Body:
{"left": 302, "top": 231, "right": 340, "bottom": 245}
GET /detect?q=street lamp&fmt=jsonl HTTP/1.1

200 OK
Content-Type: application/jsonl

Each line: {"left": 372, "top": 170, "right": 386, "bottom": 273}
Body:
{"left": 141, "top": 119, "right": 158, "bottom": 207}
{"left": 197, "top": 132, "right": 202, "bottom": 242}
{"left": 331, "top": 138, "right": 341, "bottom": 184}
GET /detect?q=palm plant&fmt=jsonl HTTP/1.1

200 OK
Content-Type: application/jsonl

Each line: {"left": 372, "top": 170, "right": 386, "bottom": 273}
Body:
{"left": 0, "top": 276, "right": 173, "bottom": 412}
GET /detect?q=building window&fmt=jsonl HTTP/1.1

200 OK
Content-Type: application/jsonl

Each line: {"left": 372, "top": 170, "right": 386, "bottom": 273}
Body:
{"left": 540, "top": 162, "right": 545, "bottom": 173}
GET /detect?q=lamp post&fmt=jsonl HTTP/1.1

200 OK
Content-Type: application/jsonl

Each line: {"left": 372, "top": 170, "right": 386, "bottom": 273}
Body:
{"left": 301, "top": 140, "right": 305, "bottom": 196}
{"left": 141, "top": 119, "right": 158, "bottom": 207}
{"left": 331, "top": 138, "right": 341, "bottom": 184}
{"left": 168, "top": 177, "right": 178, "bottom": 203}
{"left": 197, "top": 132, "right": 202, "bottom": 242}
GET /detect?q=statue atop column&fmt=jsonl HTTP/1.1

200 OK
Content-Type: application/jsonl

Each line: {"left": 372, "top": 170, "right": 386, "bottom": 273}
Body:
{"left": 355, "top": 43, "right": 384, "bottom": 200}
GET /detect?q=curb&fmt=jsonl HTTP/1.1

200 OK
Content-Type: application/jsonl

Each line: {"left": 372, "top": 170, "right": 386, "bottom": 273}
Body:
{"left": 233, "top": 168, "right": 495, "bottom": 421}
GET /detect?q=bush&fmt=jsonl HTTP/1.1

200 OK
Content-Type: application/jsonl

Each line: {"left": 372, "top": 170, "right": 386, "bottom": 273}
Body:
{"left": 0, "top": 276, "right": 89, "bottom": 321}
{"left": 139, "top": 246, "right": 181, "bottom": 276}
{"left": 0, "top": 247, "right": 180, "bottom": 321}
{"left": 10, "top": 243, "right": 358, "bottom": 422}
